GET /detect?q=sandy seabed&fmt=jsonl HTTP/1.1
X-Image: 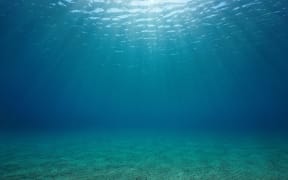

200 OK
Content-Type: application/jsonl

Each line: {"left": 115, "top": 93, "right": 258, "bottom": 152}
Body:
{"left": 1, "top": 133, "right": 288, "bottom": 180}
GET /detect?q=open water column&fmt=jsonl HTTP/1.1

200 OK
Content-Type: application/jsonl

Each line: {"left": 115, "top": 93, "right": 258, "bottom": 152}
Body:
{"left": 1, "top": 0, "right": 288, "bottom": 179}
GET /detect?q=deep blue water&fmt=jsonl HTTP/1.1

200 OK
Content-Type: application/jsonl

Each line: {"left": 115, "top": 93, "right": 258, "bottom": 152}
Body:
{"left": 1, "top": 0, "right": 288, "bottom": 179}
{"left": 1, "top": 0, "right": 288, "bottom": 133}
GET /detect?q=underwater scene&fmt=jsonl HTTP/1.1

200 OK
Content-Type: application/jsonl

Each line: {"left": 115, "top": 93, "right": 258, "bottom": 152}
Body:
{"left": 1, "top": 133, "right": 288, "bottom": 179}
{"left": 0, "top": 0, "right": 288, "bottom": 179}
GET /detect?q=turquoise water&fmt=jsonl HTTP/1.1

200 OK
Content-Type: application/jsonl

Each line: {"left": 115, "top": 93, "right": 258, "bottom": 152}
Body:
{"left": 1, "top": 0, "right": 288, "bottom": 130}
{"left": 1, "top": 133, "right": 288, "bottom": 179}
{"left": 1, "top": 0, "right": 288, "bottom": 179}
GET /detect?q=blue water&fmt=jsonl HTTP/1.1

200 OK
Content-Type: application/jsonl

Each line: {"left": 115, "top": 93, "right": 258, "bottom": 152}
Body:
{"left": 1, "top": 133, "right": 288, "bottom": 179}
{"left": 0, "top": 0, "right": 288, "bottom": 179}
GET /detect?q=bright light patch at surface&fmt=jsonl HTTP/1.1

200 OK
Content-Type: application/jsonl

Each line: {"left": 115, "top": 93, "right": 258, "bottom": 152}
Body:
{"left": 52, "top": 0, "right": 286, "bottom": 54}
{"left": 148, "top": 0, "right": 157, "bottom": 6}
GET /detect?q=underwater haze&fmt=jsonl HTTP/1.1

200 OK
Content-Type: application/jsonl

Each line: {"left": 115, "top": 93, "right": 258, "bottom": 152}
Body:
{"left": 0, "top": 0, "right": 288, "bottom": 179}
{"left": 1, "top": 0, "right": 288, "bottom": 131}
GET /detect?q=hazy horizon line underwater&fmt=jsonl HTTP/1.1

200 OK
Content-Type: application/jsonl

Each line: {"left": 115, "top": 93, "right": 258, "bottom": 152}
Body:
{"left": 0, "top": 0, "right": 288, "bottom": 179}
